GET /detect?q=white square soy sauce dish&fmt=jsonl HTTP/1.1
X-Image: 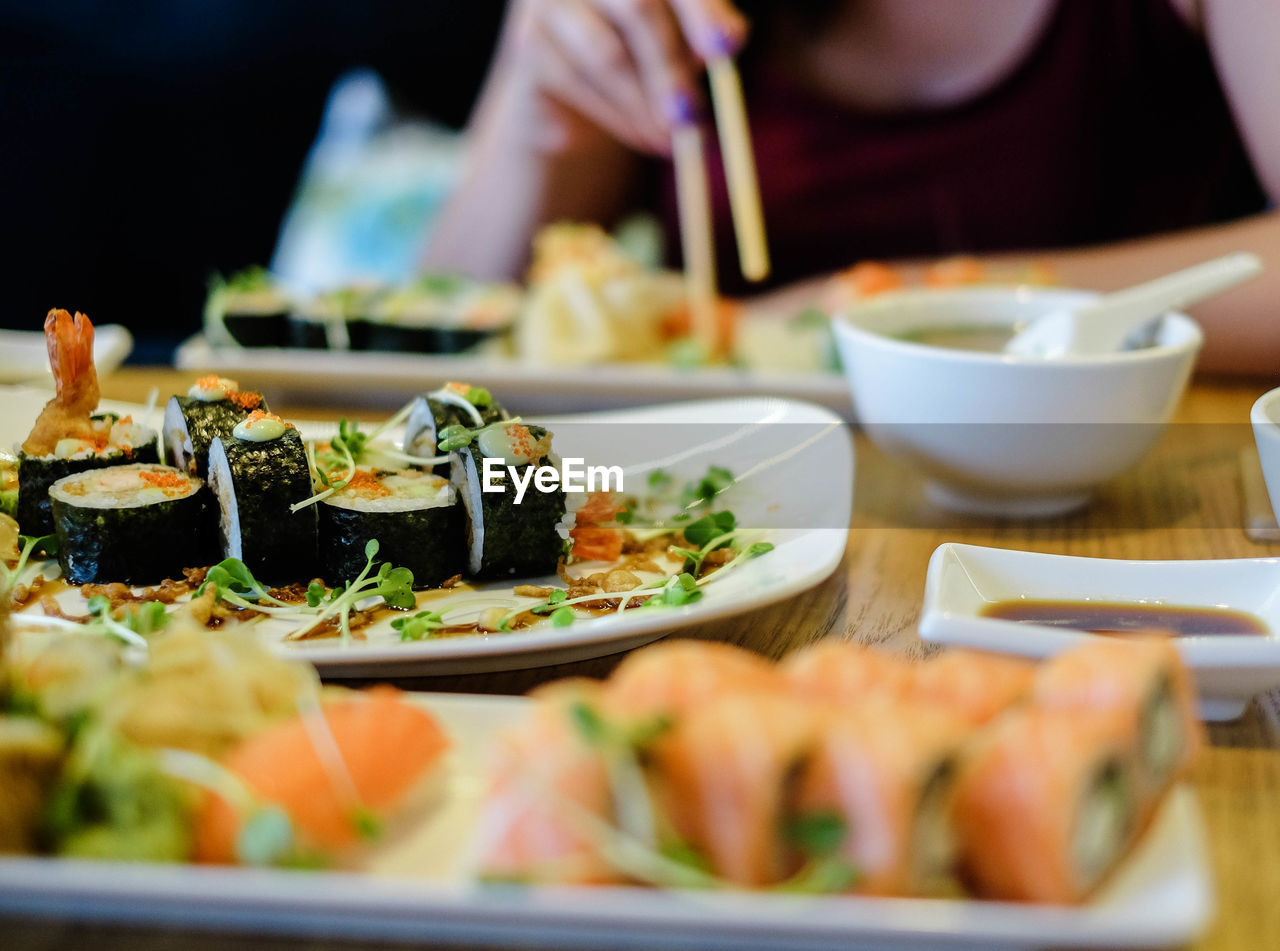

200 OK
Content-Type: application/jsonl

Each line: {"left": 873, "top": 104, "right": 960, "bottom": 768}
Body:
{"left": 920, "top": 542, "right": 1280, "bottom": 720}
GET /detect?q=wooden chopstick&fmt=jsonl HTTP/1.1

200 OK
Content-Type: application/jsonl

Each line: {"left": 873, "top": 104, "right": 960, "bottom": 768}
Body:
{"left": 706, "top": 56, "right": 770, "bottom": 283}
{"left": 672, "top": 123, "right": 719, "bottom": 357}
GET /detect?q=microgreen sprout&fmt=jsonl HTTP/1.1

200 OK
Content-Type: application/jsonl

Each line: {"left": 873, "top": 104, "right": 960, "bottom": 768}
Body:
{"left": 2, "top": 532, "right": 57, "bottom": 594}
{"left": 679, "top": 465, "right": 734, "bottom": 510}
{"left": 197, "top": 541, "right": 416, "bottom": 641}
{"left": 435, "top": 416, "right": 524, "bottom": 453}
{"left": 392, "top": 609, "right": 446, "bottom": 641}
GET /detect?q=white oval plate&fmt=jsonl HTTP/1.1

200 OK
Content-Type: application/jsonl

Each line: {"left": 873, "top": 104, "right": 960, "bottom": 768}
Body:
{"left": 920, "top": 542, "right": 1280, "bottom": 720}
{"left": 4, "top": 386, "right": 852, "bottom": 676}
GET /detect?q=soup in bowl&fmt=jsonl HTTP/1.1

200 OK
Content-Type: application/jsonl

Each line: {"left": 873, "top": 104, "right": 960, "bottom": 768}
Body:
{"left": 832, "top": 288, "right": 1202, "bottom": 517}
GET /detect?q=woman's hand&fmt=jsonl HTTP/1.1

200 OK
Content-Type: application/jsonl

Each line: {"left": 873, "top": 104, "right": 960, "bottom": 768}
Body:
{"left": 500, "top": 0, "right": 748, "bottom": 154}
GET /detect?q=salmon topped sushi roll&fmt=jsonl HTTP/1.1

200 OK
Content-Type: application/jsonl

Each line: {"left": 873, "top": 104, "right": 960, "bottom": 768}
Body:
{"left": 472, "top": 679, "right": 624, "bottom": 884}
{"left": 1033, "top": 634, "right": 1202, "bottom": 807}
{"left": 780, "top": 640, "right": 914, "bottom": 706}
{"left": 952, "top": 707, "right": 1140, "bottom": 904}
{"left": 605, "top": 639, "right": 784, "bottom": 720}
{"left": 907, "top": 649, "right": 1036, "bottom": 727}
{"left": 649, "top": 692, "right": 821, "bottom": 887}
{"left": 791, "top": 703, "right": 968, "bottom": 897}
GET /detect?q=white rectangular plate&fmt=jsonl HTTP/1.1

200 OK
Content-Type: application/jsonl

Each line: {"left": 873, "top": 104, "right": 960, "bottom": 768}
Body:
{"left": 920, "top": 542, "right": 1280, "bottom": 721}
{"left": 0, "top": 693, "right": 1214, "bottom": 950}
{"left": 175, "top": 334, "right": 854, "bottom": 418}
{"left": 4, "top": 386, "right": 852, "bottom": 675}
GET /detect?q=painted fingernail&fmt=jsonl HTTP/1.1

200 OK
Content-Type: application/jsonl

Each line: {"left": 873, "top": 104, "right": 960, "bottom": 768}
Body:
{"left": 666, "top": 90, "right": 701, "bottom": 126}
{"left": 706, "top": 25, "right": 742, "bottom": 58}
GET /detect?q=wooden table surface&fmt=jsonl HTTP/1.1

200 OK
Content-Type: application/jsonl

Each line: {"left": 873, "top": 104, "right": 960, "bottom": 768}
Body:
{"left": 7, "top": 367, "right": 1280, "bottom": 951}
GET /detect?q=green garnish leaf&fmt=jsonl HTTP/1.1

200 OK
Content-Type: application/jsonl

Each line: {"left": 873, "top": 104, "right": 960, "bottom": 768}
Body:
{"left": 436, "top": 424, "right": 474, "bottom": 452}
{"left": 305, "top": 581, "right": 326, "bottom": 608}
{"left": 680, "top": 466, "right": 734, "bottom": 508}
{"left": 351, "top": 807, "right": 384, "bottom": 842}
{"left": 647, "top": 469, "right": 671, "bottom": 491}
{"left": 550, "top": 606, "right": 575, "bottom": 627}
{"left": 392, "top": 610, "right": 445, "bottom": 641}
{"left": 466, "top": 386, "right": 493, "bottom": 407}
{"left": 783, "top": 811, "right": 847, "bottom": 858}
{"left": 746, "top": 541, "right": 774, "bottom": 557}
{"left": 364, "top": 539, "right": 380, "bottom": 560}
{"left": 569, "top": 701, "right": 609, "bottom": 746}
{"left": 682, "top": 511, "right": 737, "bottom": 548}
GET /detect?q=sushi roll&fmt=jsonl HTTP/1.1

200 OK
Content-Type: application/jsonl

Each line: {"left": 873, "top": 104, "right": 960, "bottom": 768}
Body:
{"left": 361, "top": 276, "right": 520, "bottom": 355}
{"left": 49, "top": 463, "right": 211, "bottom": 584}
{"left": 204, "top": 267, "right": 292, "bottom": 348}
{"left": 952, "top": 708, "right": 1141, "bottom": 904}
{"left": 319, "top": 467, "right": 463, "bottom": 589}
{"left": 18, "top": 414, "right": 159, "bottom": 537}
{"left": 206, "top": 412, "right": 317, "bottom": 584}
{"left": 790, "top": 703, "right": 967, "bottom": 896}
{"left": 450, "top": 422, "right": 566, "bottom": 579}
{"left": 1032, "top": 635, "right": 1202, "bottom": 810}
{"left": 163, "top": 376, "right": 268, "bottom": 479}
{"left": 650, "top": 692, "right": 822, "bottom": 887}
{"left": 403, "top": 382, "right": 508, "bottom": 474}
{"left": 288, "top": 290, "right": 348, "bottom": 350}
{"left": 472, "top": 679, "right": 624, "bottom": 884}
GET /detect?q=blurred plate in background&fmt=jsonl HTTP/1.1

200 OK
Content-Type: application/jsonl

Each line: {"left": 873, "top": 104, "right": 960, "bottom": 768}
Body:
{"left": 0, "top": 324, "right": 133, "bottom": 384}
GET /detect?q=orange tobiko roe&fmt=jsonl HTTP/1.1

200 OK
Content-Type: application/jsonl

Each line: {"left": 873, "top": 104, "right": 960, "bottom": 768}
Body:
{"left": 138, "top": 470, "right": 189, "bottom": 492}
{"left": 195, "top": 687, "right": 449, "bottom": 863}
{"left": 341, "top": 470, "right": 389, "bottom": 496}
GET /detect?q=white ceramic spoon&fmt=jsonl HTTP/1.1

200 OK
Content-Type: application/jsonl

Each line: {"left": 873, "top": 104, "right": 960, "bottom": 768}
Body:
{"left": 1003, "top": 251, "right": 1263, "bottom": 358}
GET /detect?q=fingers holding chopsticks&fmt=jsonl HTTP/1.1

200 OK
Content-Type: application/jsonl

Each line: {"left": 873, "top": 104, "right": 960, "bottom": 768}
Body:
{"left": 509, "top": 0, "right": 749, "bottom": 153}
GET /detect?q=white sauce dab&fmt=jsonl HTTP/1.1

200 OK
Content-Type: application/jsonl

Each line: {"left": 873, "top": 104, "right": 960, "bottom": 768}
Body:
{"left": 477, "top": 424, "right": 539, "bottom": 467}
{"left": 233, "top": 412, "right": 290, "bottom": 442}
{"left": 188, "top": 376, "right": 240, "bottom": 401}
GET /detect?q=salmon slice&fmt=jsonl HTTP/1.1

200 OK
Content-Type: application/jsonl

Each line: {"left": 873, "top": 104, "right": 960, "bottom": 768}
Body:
{"left": 907, "top": 649, "right": 1036, "bottom": 726}
{"left": 780, "top": 640, "right": 915, "bottom": 705}
{"left": 195, "top": 686, "right": 448, "bottom": 864}
{"left": 606, "top": 639, "right": 784, "bottom": 719}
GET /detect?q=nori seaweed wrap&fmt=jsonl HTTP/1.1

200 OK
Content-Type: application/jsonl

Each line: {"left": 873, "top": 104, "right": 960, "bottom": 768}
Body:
{"left": 319, "top": 468, "right": 463, "bottom": 589}
{"left": 205, "top": 267, "right": 292, "bottom": 348}
{"left": 49, "top": 464, "right": 211, "bottom": 585}
{"left": 206, "top": 423, "right": 317, "bottom": 584}
{"left": 450, "top": 424, "right": 566, "bottom": 579}
{"left": 360, "top": 276, "right": 518, "bottom": 354}
{"left": 163, "top": 380, "right": 268, "bottom": 479}
{"left": 404, "top": 385, "right": 508, "bottom": 477}
{"left": 17, "top": 416, "right": 159, "bottom": 537}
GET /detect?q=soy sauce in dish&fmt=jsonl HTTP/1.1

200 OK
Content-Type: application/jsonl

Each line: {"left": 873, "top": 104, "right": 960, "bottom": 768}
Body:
{"left": 980, "top": 599, "right": 1268, "bottom": 637}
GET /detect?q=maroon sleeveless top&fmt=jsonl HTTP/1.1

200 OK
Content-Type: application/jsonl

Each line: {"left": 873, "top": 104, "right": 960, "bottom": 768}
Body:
{"left": 661, "top": 0, "right": 1267, "bottom": 294}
